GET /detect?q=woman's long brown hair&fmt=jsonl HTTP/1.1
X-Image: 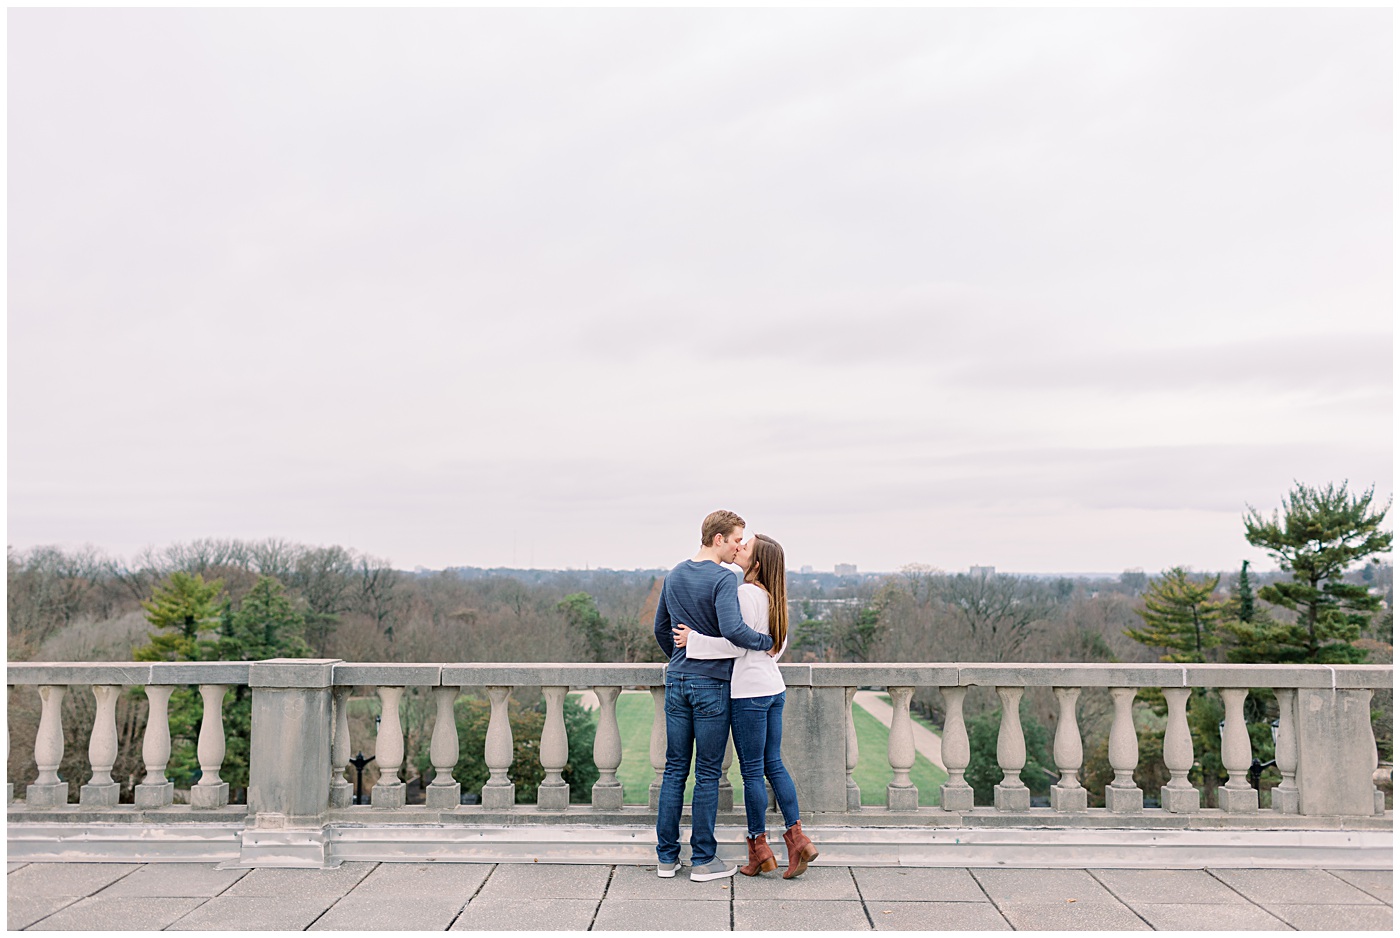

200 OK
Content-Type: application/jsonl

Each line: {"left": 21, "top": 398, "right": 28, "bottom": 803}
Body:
{"left": 747, "top": 534, "right": 788, "bottom": 652}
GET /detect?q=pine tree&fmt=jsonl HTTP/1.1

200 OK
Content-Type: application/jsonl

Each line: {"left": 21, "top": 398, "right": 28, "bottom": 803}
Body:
{"left": 1125, "top": 567, "right": 1223, "bottom": 663}
{"left": 1236, "top": 560, "right": 1255, "bottom": 624}
{"left": 133, "top": 574, "right": 312, "bottom": 795}
{"left": 134, "top": 572, "right": 226, "bottom": 661}
{"left": 1229, "top": 481, "right": 1392, "bottom": 664}
{"left": 216, "top": 576, "right": 311, "bottom": 661}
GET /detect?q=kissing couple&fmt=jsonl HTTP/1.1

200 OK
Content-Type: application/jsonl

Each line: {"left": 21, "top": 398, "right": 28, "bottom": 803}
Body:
{"left": 651, "top": 509, "right": 819, "bottom": 882}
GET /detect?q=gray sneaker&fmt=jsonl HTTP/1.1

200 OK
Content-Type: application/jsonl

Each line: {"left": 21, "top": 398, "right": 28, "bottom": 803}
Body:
{"left": 656, "top": 861, "right": 680, "bottom": 878}
{"left": 689, "top": 859, "right": 737, "bottom": 882}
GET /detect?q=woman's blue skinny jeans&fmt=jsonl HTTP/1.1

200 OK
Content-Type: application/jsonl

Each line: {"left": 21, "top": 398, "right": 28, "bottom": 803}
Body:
{"left": 729, "top": 691, "right": 801, "bottom": 838}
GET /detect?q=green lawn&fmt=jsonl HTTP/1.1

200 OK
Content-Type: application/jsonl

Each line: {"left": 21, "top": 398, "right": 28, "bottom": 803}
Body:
{"left": 612, "top": 692, "right": 742, "bottom": 803}
{"left": 610, "top": 691, "right": 946, "bottom": 807}
{"left": 851, "top": 703, "right": 947, "bottom": 806}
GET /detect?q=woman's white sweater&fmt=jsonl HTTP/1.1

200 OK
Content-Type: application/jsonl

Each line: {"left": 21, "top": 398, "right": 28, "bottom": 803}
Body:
{"left": 684, "top": 581, "right": 787, "bottom": 698}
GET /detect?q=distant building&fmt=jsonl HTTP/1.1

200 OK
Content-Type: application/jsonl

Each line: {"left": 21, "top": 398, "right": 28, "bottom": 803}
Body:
{"left": 800, "top": 565, "right": 814, "bottom": 575}
{"left": 834, "top": 563, "right": 857, "bottom": 577}
{"left": 969, "top": 565, "right": 995, "bottom": 578}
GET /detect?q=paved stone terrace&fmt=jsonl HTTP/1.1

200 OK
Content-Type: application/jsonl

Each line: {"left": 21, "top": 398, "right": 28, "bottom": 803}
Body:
{"left": 5, "top": 861, "right": 1392, "bottom": 931}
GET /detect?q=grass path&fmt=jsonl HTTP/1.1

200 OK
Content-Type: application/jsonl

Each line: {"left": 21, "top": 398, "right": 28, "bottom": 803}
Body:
{"left": 851, "top": 703, "right": 948, "bottom": 806}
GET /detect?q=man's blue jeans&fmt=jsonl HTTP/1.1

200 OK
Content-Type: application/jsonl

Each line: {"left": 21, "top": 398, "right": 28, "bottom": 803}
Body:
{"left": 730, "top": 691, "right": 801, "bottom": 838}
{"left": 655, "top": 674, "right": 731, "bottom": 867}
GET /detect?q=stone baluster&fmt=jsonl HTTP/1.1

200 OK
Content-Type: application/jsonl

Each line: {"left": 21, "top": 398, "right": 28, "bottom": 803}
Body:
{"left": 80, "top": 685, "right": 122, "bottom": 807}
{"left": 1105, "top": 687, "right": 1142, "bottom": 813}
{"left": 1218, "top": 688, "right": 1257, "bottom": 812}
{"left": 844, "top": 686, "right": 861, "bottom": 811}
{"left": 994, "top": 686, "right": 1030, "bottom": 811}
{"left": 1363, "top": 688, "right": 1383, "bottom": 815}
{"left": 1271, "top": 687, "right": 1299, "bottom": 814}
{"left": 426, "top": 686, "right": 462, "bottom": 809}
{"left": 136, "top": 685, "right": 175, "bottom": 808}
{"left": 591, "top": 686, "right": 623, "bottom": 810}
{"left": 886, "top": 686, "right": 918, "bottom": 810}
{"left": 371, "top": 686, "right": 406, "bottom": 808}
{"left": 536, "top": 686, "right": 570, "bottom": 810}
{"left": 482, "top": 686, "right": 515, "bottom": 808}
{"left": 1160, "top": 687, "right": 1199, "bottom": 813}
{"left": 648, "top": 686, "right": 666, "bottom": 810}
{"left": 719, "top": 731, "right": 736, "bottom": 811}
{"left": 29, "top": 685, "right": 68, "bottom": 807}
{"left": 190, "top": 684, "right": 229, "bottom": 809}
{"left": 938, "top": 686, "right": 973, "bottom": 811}
{"left": 329, "top": 686, "right": 353, "bottom": 808}
{"left": 1050, "top": 686, "right": 1086, "bottom": 812}
{"left": 6, "top": 685, "right": 13, "bottom": 804}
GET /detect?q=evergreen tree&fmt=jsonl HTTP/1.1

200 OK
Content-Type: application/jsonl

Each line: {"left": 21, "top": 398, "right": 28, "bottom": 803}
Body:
{"left": 216, "top": 576, "right": 311, "bottom": 661}
{"left": 1236, "top": 560, "right": 1255, "bottom": 624}
{"left": 133, "top": 574, "right": 312, "bottom": 796}
{"left": 963, "top": 700, "right": 1054, "bottom": 806}
{"left": 1230, "top": 481, "right": 1392, "bottom": 664}
{"left": 1124, "top": 567, "right": 1223, "bottom": 663}
{"left": 558, "top": 592, "right": 613, "bottom": 662}
{"left": 134, "top": 572, "right": 226, "bottom": 661}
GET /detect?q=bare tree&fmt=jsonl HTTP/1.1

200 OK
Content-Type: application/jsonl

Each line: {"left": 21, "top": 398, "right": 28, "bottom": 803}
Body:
{"left": 938, "top": 572, "right": 1050, "bottom": 662}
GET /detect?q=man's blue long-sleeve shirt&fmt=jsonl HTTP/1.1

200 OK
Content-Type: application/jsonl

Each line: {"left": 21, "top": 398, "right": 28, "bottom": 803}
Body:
{"left": 654, "top": 560, "right": 774, "bottom": 679}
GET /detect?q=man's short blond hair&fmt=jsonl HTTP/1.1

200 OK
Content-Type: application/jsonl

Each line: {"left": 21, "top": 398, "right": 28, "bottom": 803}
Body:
{"left": 700, "top": 510, "right": 745, "bottom": 548}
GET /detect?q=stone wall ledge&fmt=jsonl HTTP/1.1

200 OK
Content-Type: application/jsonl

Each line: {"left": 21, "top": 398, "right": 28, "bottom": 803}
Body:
{"left": 248, "top": 658, "right": 339, "bottom": 688}
{"left": 11, "top": 803, "right": 1386, "bottom": 832}
{"left": 333, "top": 663, "right": 443, "bottom": 686}
{"left": 6, "top": 805, "right": 249, "bottom": 824}
{"left": 320, "top": 805, "right": 1392, "bottom": 832}
{"left": 7, "top": 663, "right": 156, "bottom": 685}
{"left": 150, "top": 662, "right": 253, "bottom": 684}
{"left": 8, "top": 661, "right": 1391, "bottom": 689}
{"left": 437, "top": 663, "right": 667, "bottom": 686}
{"left": 10, "top": 819, "right": 1388, "bottom": 869}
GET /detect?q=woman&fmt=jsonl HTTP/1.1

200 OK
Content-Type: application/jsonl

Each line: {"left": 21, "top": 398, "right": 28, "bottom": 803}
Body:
{"left": 673, "top": 534, "right": 819, "bottom": 878}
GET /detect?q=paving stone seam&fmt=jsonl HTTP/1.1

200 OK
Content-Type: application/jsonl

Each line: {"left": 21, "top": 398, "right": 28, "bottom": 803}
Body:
{"left": 965, "top": 869, "right": 1017, "bottom": 930}
{"left": 447, "top": 862, "right": 498, "bottom": 931}
{"left": 15, "top": 894, "right": 83, "bottom": 931}
{"left": 729, "top": 866, "right": 735, "bottom": 932}
{"left": 1320, "top": 868, "right": 1393, "bottom": 907}
{"left": 165, "top": 895, "right": 216, "bottom": 931}
{"left": 587, "top": 865, "right": 616, "bottom": 932}
{"left": 1200, "top": 867, "right": 1297, "bottom": 928}
{"left": 302, "top": 862, "right": 380, "bottom": 931}
{"left": 23, "top": 862, "right": 149, "bottom": 930}
{"left": 846, "top": 866, "right": 877, "bottom": 930}
{"left": 1084, "top": 868, "right": 1164, "bottom": 931}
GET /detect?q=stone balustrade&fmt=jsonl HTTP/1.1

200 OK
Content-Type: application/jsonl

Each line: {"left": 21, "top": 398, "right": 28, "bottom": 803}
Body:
{"left": 5, "top": 660, "right": 1391, "bottom": 868}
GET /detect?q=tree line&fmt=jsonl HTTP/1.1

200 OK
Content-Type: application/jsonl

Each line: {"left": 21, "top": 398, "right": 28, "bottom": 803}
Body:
{"left": 6, "top": 482, "right": 1391, "bottom": 808}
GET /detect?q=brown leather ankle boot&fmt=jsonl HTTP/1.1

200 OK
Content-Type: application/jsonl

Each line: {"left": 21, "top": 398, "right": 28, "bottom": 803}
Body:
{"left": 739, "top": 833, "right": 777, "bottom": 876}
{"left": 782, "top": 820, "right": 819, "bottom": 879}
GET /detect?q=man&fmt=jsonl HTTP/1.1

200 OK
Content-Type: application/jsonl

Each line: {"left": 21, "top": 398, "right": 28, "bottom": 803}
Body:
{"left": 653, "top": 509, "right": 774, "bottom": 882}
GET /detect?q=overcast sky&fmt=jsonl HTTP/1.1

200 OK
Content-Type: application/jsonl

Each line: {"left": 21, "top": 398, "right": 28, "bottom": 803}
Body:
{"left": 7, "top": 8, "right": 1393, "bottom": 575}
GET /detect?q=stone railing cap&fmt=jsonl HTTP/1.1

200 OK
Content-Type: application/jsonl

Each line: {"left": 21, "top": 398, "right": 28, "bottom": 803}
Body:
{"left": 440, "top": 663, "right": 667, "bottom": 687}
{"left": 249, "top": 659, "right": 340, "bottom": 689}
{"left": 333, "top": 663, "right": 444, "bottom": 687}
{"left": 5, "top": 660, "right": 1391, "bottom": 691}
{"left": 6, "top": 662, "right": 154, "bottom": 685}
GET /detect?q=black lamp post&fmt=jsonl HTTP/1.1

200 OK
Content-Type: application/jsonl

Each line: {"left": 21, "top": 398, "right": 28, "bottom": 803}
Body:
{"left": 349, "top": 752, "right": 375, "bottom": 805}
{"left": 1248, "top": 719, "right": 1281, "bottom": 791}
